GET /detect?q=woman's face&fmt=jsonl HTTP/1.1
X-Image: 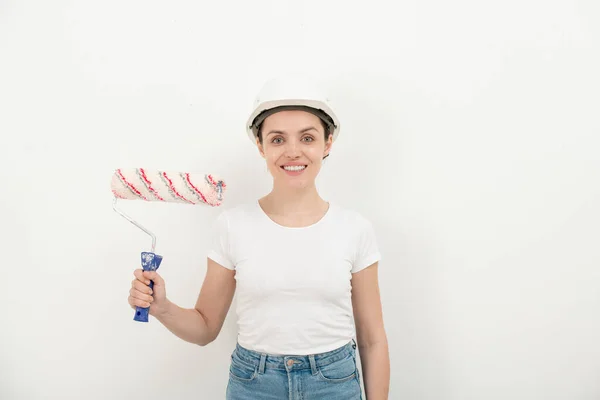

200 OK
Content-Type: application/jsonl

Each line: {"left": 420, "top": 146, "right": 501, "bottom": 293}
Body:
{"left": 257, "top": 110, "right": 332, "bottom": 190}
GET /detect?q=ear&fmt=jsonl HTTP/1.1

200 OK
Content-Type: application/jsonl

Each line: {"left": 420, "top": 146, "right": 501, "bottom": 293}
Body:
{"left": 324, "top": 135, "right": 333, "bottom": 157}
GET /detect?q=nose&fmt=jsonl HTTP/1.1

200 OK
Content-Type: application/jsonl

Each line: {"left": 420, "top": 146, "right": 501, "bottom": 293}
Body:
{"left": 284, "top": 139, "right": 301, "bottom": 158}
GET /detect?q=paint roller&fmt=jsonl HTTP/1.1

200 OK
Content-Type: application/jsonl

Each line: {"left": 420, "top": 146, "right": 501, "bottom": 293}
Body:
{"left": 111, "top": 168, "right": 226, "bottom": 322}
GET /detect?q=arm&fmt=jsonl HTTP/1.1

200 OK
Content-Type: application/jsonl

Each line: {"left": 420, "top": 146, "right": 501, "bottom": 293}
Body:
{"left": 152, "top": 258, "right": 236, "bottom": 346}
{"left": 351, "top": 262, "right": 390, "bottom": 399}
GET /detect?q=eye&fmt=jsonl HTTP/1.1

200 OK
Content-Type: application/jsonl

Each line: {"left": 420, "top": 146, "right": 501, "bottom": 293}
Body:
{"left": 302, "top": 136, "right": 315, "bottom": 142}
{"left": 271, "top": 137, "right": 283, "bottom": 144}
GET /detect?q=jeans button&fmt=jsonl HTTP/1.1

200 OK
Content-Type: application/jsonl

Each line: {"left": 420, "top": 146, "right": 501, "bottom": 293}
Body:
{"left": 287, "top": 359, "right": 294, "bottom": 367}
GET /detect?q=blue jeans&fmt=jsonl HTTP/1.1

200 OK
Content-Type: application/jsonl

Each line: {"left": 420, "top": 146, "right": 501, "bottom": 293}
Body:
{"left": 226, "top": 340, "right": 363, "bottom": 400}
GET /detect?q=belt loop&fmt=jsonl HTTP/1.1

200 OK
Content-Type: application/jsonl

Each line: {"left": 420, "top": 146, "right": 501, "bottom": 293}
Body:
{"left": 258, "top": 353, "right": 266, "bottom": 374}
{"left": 309, "top": 354, "right": 318, "bottom": 375}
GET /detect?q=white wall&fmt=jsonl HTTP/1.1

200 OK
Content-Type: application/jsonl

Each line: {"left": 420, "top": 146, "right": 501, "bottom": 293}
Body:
{"left": 1, "top": 0, "right": 599, "bottom": 399}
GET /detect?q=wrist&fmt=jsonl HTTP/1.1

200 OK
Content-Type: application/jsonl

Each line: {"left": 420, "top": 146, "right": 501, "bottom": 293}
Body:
{"left": 153, "top": 299, "right": 173, "bottom": 319}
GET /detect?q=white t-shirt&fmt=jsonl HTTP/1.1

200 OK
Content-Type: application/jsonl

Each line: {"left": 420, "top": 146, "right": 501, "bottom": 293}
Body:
{"left": 207, "top": 200, "right": 381, "bottom": 355}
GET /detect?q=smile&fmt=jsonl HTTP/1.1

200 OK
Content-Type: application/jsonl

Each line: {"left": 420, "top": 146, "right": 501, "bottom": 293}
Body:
{"left": 281, "top": 165, "right": 307, "bottom": 171}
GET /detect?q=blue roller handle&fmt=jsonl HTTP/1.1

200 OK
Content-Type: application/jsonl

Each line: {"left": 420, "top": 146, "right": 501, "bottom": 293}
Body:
{"left": 134, "top": 251, "right": 163, "bottom": 322}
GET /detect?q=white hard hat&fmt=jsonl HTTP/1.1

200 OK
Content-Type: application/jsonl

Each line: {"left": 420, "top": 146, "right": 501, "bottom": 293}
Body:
{"left": 245, "top": 76, "right": 341, "bottom": 144}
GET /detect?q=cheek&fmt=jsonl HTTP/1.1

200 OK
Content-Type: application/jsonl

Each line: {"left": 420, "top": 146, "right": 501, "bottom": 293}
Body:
{"left": 264, "top": 153, "right": 281, "bottom": 170}
{"left": 306, "top": 147, "right": 325, "bottom": 162}
{"left": 261, "top": 146, "right": 277, "bottom": 161}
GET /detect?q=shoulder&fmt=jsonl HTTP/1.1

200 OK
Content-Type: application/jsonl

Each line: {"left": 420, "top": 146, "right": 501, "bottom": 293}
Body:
{"left": 328, "top": 202, "right": 377, "bottom": 241}
{"left": 212, "top": 201, "right": 260, "bottom": 227}
{"left": 330, "top": 202, "right": 374, "bottom": 228}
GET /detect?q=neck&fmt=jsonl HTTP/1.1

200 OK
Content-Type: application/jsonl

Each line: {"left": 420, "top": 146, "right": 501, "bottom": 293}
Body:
{"left": 262, "top": 182, "right": 326, "bottom": 215}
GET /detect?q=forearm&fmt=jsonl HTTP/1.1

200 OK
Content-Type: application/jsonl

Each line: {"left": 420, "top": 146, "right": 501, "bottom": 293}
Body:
{"left": 154, "top": 300, "right": 214, "bottom": 346}
{"left": 359, "top": 339, "right": 390, "bottom": 399}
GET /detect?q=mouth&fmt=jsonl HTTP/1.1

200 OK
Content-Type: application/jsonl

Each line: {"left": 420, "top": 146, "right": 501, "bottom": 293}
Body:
{"left": 280, "top": 165, "right": 307, "bottom": 175}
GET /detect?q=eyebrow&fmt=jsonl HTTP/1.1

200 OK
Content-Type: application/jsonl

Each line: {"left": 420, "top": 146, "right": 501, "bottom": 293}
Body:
{"left": 266, "top": 126, "right": 318, "bottom": 137}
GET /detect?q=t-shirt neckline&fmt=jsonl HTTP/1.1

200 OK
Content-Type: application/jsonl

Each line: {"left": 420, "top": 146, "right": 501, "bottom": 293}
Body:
{"left": 256, "top": 199, "right": 333, "bottom": 230}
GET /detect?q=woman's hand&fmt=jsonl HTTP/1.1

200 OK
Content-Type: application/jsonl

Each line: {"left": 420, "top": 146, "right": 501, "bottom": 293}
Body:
{"left": 128, "top": 269, "right": 169, "bottom": 317}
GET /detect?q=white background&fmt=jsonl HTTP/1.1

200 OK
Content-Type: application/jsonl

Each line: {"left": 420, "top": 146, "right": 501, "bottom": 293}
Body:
{"left": 1, "top": 0, "right": 599, "bottom": 399}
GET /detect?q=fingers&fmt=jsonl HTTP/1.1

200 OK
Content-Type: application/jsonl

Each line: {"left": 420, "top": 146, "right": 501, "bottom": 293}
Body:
{"left": 129, "top": 286, "right": 153, "bottom": 302}
{"left": 130, "top": 280, "right": 153, "bottom": 295}
{"left": 130, "top": 270, "right": 154, "bottom": 308}
{"left": 133, "top": 269, "right": 163, "bottom": 285}
{"left": 143, "top": 270, "right": 163, "bottom": 286}
{"left": 134, "top": 269, "right": 151, "bottom": 285}
{"left": 128, "top": 294, "right": 151, "bottom": 309}
{"left": 130, "top": 269, "right": 163, "bottom": 310}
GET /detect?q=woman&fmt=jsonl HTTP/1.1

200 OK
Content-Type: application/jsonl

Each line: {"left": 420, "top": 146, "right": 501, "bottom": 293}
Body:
{"left": 128, "top": 76, "right": 390, "bottom": 399}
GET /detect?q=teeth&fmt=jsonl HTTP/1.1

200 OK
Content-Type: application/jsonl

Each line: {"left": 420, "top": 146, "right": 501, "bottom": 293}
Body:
{"left": 283, "top": 165, "right": 306, "bottom": 171}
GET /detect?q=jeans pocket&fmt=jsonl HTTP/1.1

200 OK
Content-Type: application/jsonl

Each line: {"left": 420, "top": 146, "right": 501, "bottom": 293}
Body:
{"left": 229, "top": 354, "right": 258, "bottom": 383}
{"left": 317, "top": 354, "right": 357, "bottom": 383}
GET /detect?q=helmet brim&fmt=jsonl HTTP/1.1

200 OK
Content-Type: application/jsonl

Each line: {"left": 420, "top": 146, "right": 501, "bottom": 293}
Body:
{"left": 246, "top": 99, "right": 340, "bottom": 144}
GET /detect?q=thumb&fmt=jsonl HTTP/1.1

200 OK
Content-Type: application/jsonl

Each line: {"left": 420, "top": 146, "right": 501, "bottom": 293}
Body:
{"left": 143, "top": 270, "right": 164, "bottom": 286}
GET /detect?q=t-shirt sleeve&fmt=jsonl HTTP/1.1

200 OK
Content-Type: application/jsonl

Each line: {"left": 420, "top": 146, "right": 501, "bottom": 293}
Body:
{"left": 206, "top": 211, "right": 235, "bottom": 270}
{"left": 352, "top": 217, "right": 381, "bottom": 273}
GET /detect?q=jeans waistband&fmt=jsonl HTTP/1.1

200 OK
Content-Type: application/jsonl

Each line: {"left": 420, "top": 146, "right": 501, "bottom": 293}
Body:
{"left": 233, "top": 340, "right": 357, "bottom": 373}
